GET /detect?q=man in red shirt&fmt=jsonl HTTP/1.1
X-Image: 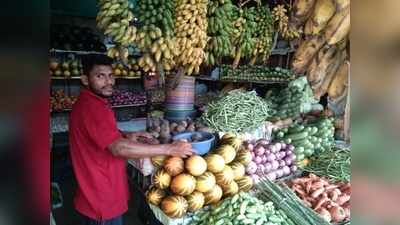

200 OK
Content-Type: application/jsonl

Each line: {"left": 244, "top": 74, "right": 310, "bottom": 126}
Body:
{"left": 69, "top": 54, "right": 193, "bottom": 225}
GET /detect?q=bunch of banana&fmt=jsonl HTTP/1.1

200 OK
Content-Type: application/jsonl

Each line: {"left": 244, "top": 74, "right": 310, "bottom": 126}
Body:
{"left": 303, "top": 0, "right": 336, "bottom": 36}
{"left": 96, "top": 0, "right": 137, "bottom": 63}
{"left": 289, "top": 0, "right": 316, "bottom": 28}
{"left": 135, "top": 25, "right": 179, "bottom": 72}
{"left": 272, "top": 4, "right": 301, "bottom": 40}
{"left": 205, "top": 0, "right": 234, "bottom": 66}
{"left": 135, "top": 0, "right": 177, "bottom": 72}
{"left": 250, "top": 5, "right": 274, "bottom": 64}
{"left": 174, "top": 0, "right": 208, "bottom": 75}
{"left": 323, "top": 5, "right": 350, "bottom": 45}
{"left": 231, "top": 6, "right": 257, "bottom": 68}
{"left": 135, "top": 0, "right": 175, "bottom": 36}
{"left": 327, "top": 60, "right": 349, "bottom": 101}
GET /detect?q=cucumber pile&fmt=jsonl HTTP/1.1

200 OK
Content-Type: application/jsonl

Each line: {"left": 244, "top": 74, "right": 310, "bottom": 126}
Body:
{"left": 273, "top": 117, "right": 335, "bottom": 161}
{"left": 192, "top": 192, "right": 293, "bottom": 225}
{"left": 219, "top": 65, "right": 296, "bottom": 82}
{"left": 266, "top": 77, "right": 321, "bottom": 120}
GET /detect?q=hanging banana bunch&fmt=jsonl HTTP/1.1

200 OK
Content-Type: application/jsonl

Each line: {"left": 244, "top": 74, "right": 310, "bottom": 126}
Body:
{"left": 174, "top": 0, "right": 209, "bottom": 75}
{"left": 250, "top": 4, "right": 275, "bottom": 65}
{"left": 134, "top": 0, "right": 177, "bottom": 72}
{"left": 272, "top": 4, "right": 301, "bottom": 40}
{"left": 204, "top": 0, "right": 234, "bottom": 66}
{"left": 231, "top": 6, "right": 257, "bottom": 68}
{"left": 96, "top": 0, "right": 137, "bottom": 64}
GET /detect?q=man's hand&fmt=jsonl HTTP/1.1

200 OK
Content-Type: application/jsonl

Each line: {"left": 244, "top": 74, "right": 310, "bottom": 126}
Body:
{"left": 167, "top": 140, "right": 193, "bottom": 158}
{"left": 125, "top": 131, "right": 153, "bottom": 142}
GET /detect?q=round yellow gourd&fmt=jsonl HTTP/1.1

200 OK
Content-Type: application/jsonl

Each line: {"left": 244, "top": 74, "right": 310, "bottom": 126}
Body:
{"left": 204, "top": 184, "right": 223, "bottom": 205}
{"left": 222, "top": 180, "right": 239, "bottom": 197}
{"left": 161, "top": 195, "right": 188, "bottom": 218}
{"left": 214, "top": 165, "right": 235, "bottom": 187}
{"left": 204, "top": 154, "right": 225, "bottom": 173}
{"left": 234, "top": 150, "right": 252, "bottom": 166}
{"left": 146, "top": 186, "right": 166, "bottom": 206}
{"left": 230, "top": 162, "right": 245, "bottom": 180}
{"left": 153, "top": 169, "right": 171, "bottom": 189}
{"left": 185, "top": 155, "right": 207, "bottom": 176}
{"left": 236, "top": 176, "right": 253, "bottom": 192}
{"left": 186, "top": 191, "right": 205, "bottom": 212}
{"left": 195, "top": 172, "right": 216, "bottom": 193}
{"left": 170, "top": 173, "right": 196, "bottom": 196}
{"left": 151, "top": 155, "right": 167, "bottom": 167}
{"left": 163, "top": 156, "right": 184, "bottom": 176}
{"left": 215, "top": 145, "right": 236, "bottom": 164}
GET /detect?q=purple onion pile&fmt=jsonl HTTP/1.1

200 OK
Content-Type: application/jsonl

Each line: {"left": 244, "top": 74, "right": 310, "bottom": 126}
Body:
{"left": 243, "top": 139, "right": 298, "bottom": 183}
{"left": 109, "top": 90, "right": 146, "bottom": 106}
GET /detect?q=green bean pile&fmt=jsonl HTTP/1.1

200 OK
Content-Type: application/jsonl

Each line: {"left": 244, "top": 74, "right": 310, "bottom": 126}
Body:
{"left": 303, "top": 148, "right": 351, "bottom": 182}
{"left": 200, "top": 90, "right": 270, "bottom": 133}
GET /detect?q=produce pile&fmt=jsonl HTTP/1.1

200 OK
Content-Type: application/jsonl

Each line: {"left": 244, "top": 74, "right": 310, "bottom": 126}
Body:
{"left": 290, "top": 0, "right": 350, "bottom": 100}
{"left": 192, "top": 192, "right": 293, "bottom": 225}
{"left": 273, "top": 117, "right": 335, "bottom": 162}
{"left": 49, "top": 58, "right": 82, "bottom": 77}
{"left": 243, "top": 139, "right": 298, "bottom": 183}
{"left": 148, "top": 89, "right": 165, "bottom": 104}
{"left": 112, "top": 58, "right": 142, "bottom": 78}
{"left": 272, "top": 4, "right": 300, "bottom": 40}
{"left": 201, "top": 90, "right": 270, "bottom": 133}
{"left": 50, "top": 24, "right": 106, "bottom": 52}
{"left": 108, "top": 90, "right": 146, "bottom": 106}
{"left": 146, "top": 118, "right": 211, "bottom": 144}
{"left": 303, "top": 147, "right": 350, "bottom": 182}
{"left": 147, "top": 134, "right": 253, "bottom": 218}
{"left": 96, "top": 0, "right": 137, "bottom": 63}
{"left": 287, "top": 173, "right": 350, "bottom": 223}
{"left": 50, "top": 90, "right": 78, "bottom": 111}
{"left": 205, "top": 0, "right": 234, "bottom": 66}
{"left": 257, "top": 178, "right": 331, "bottom": 225}
{"left": 266, "top": 77, "right": 320, "bottom": 121}
{"left": 219, "top": 65, "right": 296, "bottom": 82}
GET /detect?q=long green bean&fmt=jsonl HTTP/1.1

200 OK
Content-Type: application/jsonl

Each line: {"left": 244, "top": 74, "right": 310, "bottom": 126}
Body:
{"left": 200, "top": 90, "right": 270, "bottom": 133}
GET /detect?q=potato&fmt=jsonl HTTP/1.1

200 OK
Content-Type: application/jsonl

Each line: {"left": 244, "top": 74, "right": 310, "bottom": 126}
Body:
{"left": 178, "top": 121, "right": 188, "bottom": 129}
{"left": 170, "top": 122, "right": 178, "bottom": 131}
{"left": 176, "top": 125, "right": 186, "bottom": 133}
{"left": 187, "top": 124, "right": 196, "bottom": 132}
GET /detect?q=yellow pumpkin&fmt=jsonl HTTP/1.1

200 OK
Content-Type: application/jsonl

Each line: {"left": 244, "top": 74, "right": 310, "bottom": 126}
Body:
{"left": 163, "top": 156, "right": 184, "bottom": 176}
{"left": 153, "top": 169, "right": 171, "bottom": 189}
{"left": 195, "top": 172, "right": 216, "bottom": 193}
{"left": 236, "top": 176, "right": 253, "bottom": 192}
{"left": 214, "top": 165, "right": 235, "bottom": 187}
{"left": 151, "top": 155, "right": 167, "bottom": 167}
{"left": 185, "top": 155, "right": 207, "bottom": 176}
{"left": 230, "top": 162, "right": 246, "bottom": 180}
{"left": 170, "top": 173, "right": 196, "bottom": 196}
{"left": 161, "top": 195, "right": 188, "bottom": 218}
{"left": 204, "top": 154, "right": 225, "bottom": 173}
{"left": 186, "top": 191, "right": 205, "bottom": 212}
{"left": 234, "top": 150, "right": 252, "bottom": 166}
{"left": 222, "top": 181, "right": 239, "bottom": 197}
{"left": 146, "top": 186, "right": 166, "bottom": 206}
{"left": 204, "top": 184, "right": 223, "bottom": 205}
{"left": 215, "top": 145, "right": 236, "bottom": 164}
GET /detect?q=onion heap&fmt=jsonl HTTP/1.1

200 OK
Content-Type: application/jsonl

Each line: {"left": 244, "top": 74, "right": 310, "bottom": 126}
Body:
{"left": 244, "top": 139, "right": 298, "bottom": 183}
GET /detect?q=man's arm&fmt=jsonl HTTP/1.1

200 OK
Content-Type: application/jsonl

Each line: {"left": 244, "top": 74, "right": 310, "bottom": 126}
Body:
{"left": 108, "top": 137, "right": 193, "bottom": 159}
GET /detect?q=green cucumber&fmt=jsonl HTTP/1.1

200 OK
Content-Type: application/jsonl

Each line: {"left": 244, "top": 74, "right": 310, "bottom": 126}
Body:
{"left": 304, "top": 148, "right": 314, "bottom": 156}
{"left": 284, "top": 131, "right": 309, "bottom": 141}
{"left": 294, "top": 147, "right": 304, "bottom": 154}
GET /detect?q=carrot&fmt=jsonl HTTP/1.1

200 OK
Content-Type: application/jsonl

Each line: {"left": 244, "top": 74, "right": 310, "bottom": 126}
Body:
{"left": 311, "top": 181, "right": 325, "bottom": 190}
{"left": 314, "top": 196, "right": 330, "bottom": 210}
{"left": 336, "top": 194, "right": 350, "bottom": 205}
{"left": 305, "top": 180, "right": 313, "bottom": 194}
{"left": 316, "top": 208, "right": 332, "bottom": 222}
{"left": 329, "top": 189, "right": 340, "bottom": 202}
{"left": 324, "top": 184, "right": 339, "bottom": 191}
{"left": 329, "top": 206, "right": 346, "bottom": 222}
{"left": 311, "top": 187, "right": 325, "bottom": 198}
{"left": 292, "top": 185, "right": 306, "bottom": 197}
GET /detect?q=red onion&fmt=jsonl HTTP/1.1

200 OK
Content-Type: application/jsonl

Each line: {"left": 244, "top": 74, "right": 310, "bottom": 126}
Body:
{"left": 251, "top": 174, "right": 260, "bottom": 183}
{"left": 250, "top": 151, "right": 255, "bottom": 158}
{"left": 254, "top": 146, "right": 265, "bottom": 156}
{"left": 266, "top": 172, "right": 276, "bottom": 181}
{"left": 276, "top": 169, "right": 284, "bottom": 178}
{"left": 264, "top": 150, "right": 271, "bottom": 155}
{"left": 280, "top": 142, "right": 287, "bottom": 149}
{"left": 287, "top": 144, "right": 295, "bottom": 151}
{"left": 264, "top": 162, "right": 272, "bottom": 172}
{"left": 278, "top": 160, "right": 286, "bottom": 167}
{"left": 275, "top": 143, "right": 282, "bottom": 151}
{"left": 284, "top": 157, "right": 293, "bottom": 166}
{"left": 261, "top": 155, "right": 267, "bottom": 163}
{"left": 282, "top": 166, "right": 291, "bottom": 175}
{"left": 246, "top": 161, "right": 257, "bottom": 174}
{"left": 266, "top": 154, "right": 276, "bottom": 162}
{"left": 254, "top": 156, "right": 262, "bottom": 164}
{"left": 247, "top": 143, "right": 254, "bottom": 151}
{"left": 271, "top": 160, "right": 279, "bottom": 170}
{"left": 290, "top": 165, "right": 298, "bottom": 172}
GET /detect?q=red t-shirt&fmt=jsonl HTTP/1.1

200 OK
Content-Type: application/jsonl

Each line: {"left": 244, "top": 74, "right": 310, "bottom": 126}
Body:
{"left": 69, "top": 89, "right": 129, "bottom": 220}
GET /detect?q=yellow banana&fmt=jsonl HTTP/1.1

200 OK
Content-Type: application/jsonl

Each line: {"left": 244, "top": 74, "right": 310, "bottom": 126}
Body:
{"left": 305, "top": 0, "right": 336, "bottom": 35}
{"left": 324, "top": 6, "right": 350, "bottom": 45}
{"left": 292, "top": 35, "right": 326, "bottom": 74}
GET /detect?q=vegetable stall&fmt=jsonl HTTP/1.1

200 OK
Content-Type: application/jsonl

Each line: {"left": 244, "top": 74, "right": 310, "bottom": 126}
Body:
{"left": 50, "top": 0, "right": 350, "bottom": 225}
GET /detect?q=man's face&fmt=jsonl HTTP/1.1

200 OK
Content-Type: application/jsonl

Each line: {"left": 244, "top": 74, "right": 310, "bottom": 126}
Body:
{"left": 82, "top": 65, "right": 115, "bottom": 98}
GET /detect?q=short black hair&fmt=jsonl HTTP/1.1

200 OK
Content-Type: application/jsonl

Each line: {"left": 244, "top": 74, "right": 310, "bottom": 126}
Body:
{"left": 81, "top": 54, "right": 113, "bottom": 76}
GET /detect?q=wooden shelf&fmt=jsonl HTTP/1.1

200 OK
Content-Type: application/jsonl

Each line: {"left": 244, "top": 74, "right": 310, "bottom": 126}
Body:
{"left": 51, "top": 103, "right": 147, "bottom": 113}
{"left": 51, "top": 76, "right": 141, "bottom": 80}
{"left": 49, "top": 49, "right": 106, "bottom": 55}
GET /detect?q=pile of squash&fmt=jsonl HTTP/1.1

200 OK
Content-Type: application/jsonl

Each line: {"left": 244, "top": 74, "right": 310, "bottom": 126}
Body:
{"left": 146, "top": 133, "right": 254, "bottom": 218}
